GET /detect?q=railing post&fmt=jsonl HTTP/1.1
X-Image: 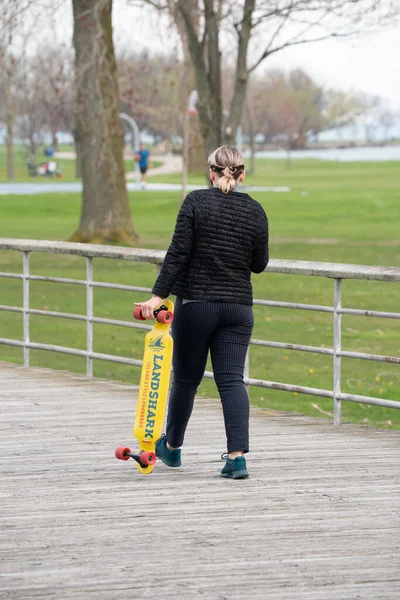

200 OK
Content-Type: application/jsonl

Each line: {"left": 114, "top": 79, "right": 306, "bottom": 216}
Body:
{"left": 86, "top": 257, "right": 93, "bottom": 380}
{"left": 333, "top": 278, "right": 342, "bottom": 425}
{"left": 156, "top": 264, "right": 162, "bottom": 277}
{"left": 22, "top": 251, "right": 30, "bottom": 368}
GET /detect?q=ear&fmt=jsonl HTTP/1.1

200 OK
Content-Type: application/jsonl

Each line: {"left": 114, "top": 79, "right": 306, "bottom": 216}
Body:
{"left": 238, "top": 170, "right": 246, "bottom": 184}
{"left": 209, "top": 168, "right": 216, "bottom": 182}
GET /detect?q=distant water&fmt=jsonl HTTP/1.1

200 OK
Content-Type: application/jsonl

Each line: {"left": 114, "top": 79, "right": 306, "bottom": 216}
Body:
{"left": 248, "top": 145, "right": 400, "bottom": 162}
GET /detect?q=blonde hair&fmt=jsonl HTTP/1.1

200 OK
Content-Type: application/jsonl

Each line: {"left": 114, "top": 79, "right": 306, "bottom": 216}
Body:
{"left": 208, "top": 146, "right": 245, "bottom": 194}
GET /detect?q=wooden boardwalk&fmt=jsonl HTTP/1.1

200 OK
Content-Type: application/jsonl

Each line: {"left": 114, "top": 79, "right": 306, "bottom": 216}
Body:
{"left": 1, "top": 364, "right": 399, "bottom": 600}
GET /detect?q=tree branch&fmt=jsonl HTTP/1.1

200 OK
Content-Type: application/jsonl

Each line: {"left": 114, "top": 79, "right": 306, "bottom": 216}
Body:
{"left": 176, "top": 0, "right": 204, "bottom": 74}
{"left": 249, "top": 30, "right": 353, "bottom": 74}
{"left": 127, "top": 0, "right": 168, "bottom": 10}
{"left": 257, "top": 10, "right": 291, "bottom": 56}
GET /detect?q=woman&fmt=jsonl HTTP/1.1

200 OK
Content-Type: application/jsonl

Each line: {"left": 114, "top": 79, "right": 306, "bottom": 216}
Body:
{"left": 135, "top": 146, "right": 269, "bottom": 479}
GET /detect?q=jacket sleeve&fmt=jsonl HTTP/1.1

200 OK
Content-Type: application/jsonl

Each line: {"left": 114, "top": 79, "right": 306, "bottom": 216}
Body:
{"left": 250, "top": 209, "right": 269, "bottom": 273}
{"left": 152, "top": 195, "right": 194, "bottom": 298}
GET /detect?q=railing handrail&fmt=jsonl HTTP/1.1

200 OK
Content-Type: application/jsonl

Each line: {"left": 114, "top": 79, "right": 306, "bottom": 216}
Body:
{"left": 1, "top": 238, "right": 399, "bottom": 425}
{"left": 1, "top": 238, "right": 399, "bottom": 282}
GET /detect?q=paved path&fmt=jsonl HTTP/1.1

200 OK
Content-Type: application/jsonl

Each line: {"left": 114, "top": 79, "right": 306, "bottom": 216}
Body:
{"left": 0, "top": 152, "right": 290, "bottom": 194}
{"left": 54, "top": 152, "right": 183, "bottom": 179}
{"left": 125, "top": 153, "right": 183, "bottom": 178}
{"left": 1, "top": 363, "right": 399, "bottom": 599}
{"left": 0, "top": 182, "right": 290, "bottom": 195}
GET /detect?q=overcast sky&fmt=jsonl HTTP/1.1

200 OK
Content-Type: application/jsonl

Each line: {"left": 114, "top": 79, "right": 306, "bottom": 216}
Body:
{"left": 264, "top": 27, "right": 400, "bottom": 110}
{"left": 59, "top": 2, "right": 400, "bottom": 110}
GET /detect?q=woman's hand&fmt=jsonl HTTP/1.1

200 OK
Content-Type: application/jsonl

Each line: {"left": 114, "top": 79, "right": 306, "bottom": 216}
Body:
{"left": 134, "top": 295, "right": 163, "bottom": 319}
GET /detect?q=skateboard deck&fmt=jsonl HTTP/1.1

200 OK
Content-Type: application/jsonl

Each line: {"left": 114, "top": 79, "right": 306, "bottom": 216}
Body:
{"left": 115, "top": 300, "right": 174, "bottom": 474}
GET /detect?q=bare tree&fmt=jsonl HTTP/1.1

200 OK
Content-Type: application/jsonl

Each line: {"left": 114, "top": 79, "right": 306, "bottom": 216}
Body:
{"left": 0, "top": 0, "right": 29, "bottom": 180}
{"left": 243, "top": 75, "right": 274, "bottom": 174}
{"left": 128, "top": 0, "right": 399, "bottom": 168}
{"left": 354, "top": 93, "right": 382, "bottom": 143}
{"left": 379, "top": 110, "right": 397, "bottom": 141}
{"left": 321, "top": 90, "right": 368, "bottom": 137}
{"left": 173, "top": 0, "right": 205, "bottom": 173}
{"left": 9, "top": 45, "right": 74, "bottom": 164}
{"left": 0, "top": 0, "right": 64, "bottom": 179}
{"left": 242, "top": 68, "right": 371, "bottom": 169}
{"left": 33, "top": 45, "right": 75, "bottom": 149}
{"left": 71, "top": 0, "right": 138, "bottom": 245}
{"left": 15, "top": 57, "right": 47, "bottom": 160}
{"left": 118, "top": 49, "right": 182, "bottom": 142}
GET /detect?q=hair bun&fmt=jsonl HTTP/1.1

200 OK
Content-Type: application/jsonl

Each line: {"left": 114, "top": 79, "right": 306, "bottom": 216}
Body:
{"left": 207, "top": 146, "right": 245, "bottom": 194}
{"left": 223, "top": 166, "right": 233, "bottom": 178}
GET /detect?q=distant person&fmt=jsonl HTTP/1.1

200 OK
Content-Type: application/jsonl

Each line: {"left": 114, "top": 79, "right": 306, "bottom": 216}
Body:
{"left": 134, "top": 144, "right": 150, "bottom": 189}
{"left": 44, "top": 146, "right": 54, "bottom": 158}
{"left": 134, "top": 145, "right": 269, "bottom": 480}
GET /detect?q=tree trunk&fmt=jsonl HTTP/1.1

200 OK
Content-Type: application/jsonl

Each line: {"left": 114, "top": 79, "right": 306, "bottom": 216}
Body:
{"left": 224, "top": 0, "right": 255, "bottom": 147}
{"left": 5, "top": 69, "right": 15, "bottom": 180}
{"left": 172, "top": 1, "right": 205, "bottom": 172}
{"left": 29, "top": 140, "right": 37, "bottom": 163}
{"left": 292, "top": 130, "right": 307, "bottom": 149}
{"left": 188, "top": 114, "right": 205, "bottom": 172}
{"left": 181, "top": 112, "right": 189, "bottom": 202}
{"left": 51, "top": 132, "right": 59, "bottom": 150}
{"left": 70, "top": 0, "right": 137, "bottom": 245}
{"left": 177, "top": 0, "right": 257, "bottom": 176}
{"left": 286, "top": 137, "right": 292, "bottom": 170}
{"left": 74, "top": 132, "right": 82, "bottom": 179}
{"left": 248, "top": 135, "right": 255, "bottom": 175}
{"left": 178, "top": 0, "right": 222, "bottom": 161}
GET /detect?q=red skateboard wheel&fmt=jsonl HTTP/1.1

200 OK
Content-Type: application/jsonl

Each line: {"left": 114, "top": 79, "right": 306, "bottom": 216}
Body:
{"left": 157, "top": 310, "right": 174, "bottom": 324}
{"left": 115, "top": 446, "right": 131, "bottom": 460}
{"left": 140, "top": 451, "right": 156, "bottom": 466}
{"left": 133, "top": 307, "right": 146, "bottom": 321}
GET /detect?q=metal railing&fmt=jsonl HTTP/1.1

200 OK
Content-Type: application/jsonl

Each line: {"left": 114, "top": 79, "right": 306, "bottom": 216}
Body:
{"left": 0, "top": 238, "right": 399, "bottom": 425}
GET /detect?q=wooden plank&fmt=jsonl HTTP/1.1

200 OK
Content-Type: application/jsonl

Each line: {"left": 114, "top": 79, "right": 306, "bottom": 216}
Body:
{"left": 0, "top": 363, "right": 399, "bottom": 599}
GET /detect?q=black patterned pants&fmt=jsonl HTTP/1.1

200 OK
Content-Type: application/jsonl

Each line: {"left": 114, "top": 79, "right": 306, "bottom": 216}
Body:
{"left": 166, "top": 297, "right": 254, "bottom": 453}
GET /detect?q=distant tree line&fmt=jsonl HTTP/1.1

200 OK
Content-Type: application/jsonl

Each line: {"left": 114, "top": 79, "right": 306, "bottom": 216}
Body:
{"left": 1, "top": 43, "right": 396, "bottom": 162}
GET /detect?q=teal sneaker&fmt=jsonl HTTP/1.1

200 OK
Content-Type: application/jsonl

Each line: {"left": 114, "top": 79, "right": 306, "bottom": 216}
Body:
{"left": 155, "top": 434, "right": 181, "bottom": 467}
{"left": 221, "top": 456, "right": 249, "bottom": 479}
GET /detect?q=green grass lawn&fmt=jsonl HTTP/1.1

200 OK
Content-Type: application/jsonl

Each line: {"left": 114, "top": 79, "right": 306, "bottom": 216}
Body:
{"left": 0, "top": 158, "right": 399, "bottom": 430}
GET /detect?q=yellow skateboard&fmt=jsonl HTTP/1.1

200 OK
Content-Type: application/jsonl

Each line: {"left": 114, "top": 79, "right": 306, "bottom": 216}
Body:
{"left": 115, "top": 300, "right": 174, "bottom": 474}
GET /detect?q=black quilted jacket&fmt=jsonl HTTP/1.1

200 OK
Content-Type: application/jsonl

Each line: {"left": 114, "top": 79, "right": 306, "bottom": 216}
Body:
{"left": 152, "top": 187, "right": 269, "bottom": 305}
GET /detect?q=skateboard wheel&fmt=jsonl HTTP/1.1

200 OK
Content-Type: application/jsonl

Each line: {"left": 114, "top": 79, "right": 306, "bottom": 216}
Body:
{"left": 157, "top": 310, "right": 174, "bottom": 324}
{"left": 115, "top": 446, "right": 131, "bottom": 461}
{"left": 133, "top": 307, "right": 146, "bottom": 321}
{"left": 140, "top": 451, "right": 156, "bottom": 466}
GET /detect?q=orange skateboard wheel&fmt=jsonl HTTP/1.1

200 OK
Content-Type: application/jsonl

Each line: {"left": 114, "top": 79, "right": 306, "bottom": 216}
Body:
{"left": 157, "top": 310, "right": 174, "bottom": 324}
{"left": 140, "top": 451, "right": 156, "bottom": 466}
{"left": 115, "top": 446, "right": 131, "bottom": 460}
{"left": 133, "top": 307, "right": 146, "bottom": 321}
